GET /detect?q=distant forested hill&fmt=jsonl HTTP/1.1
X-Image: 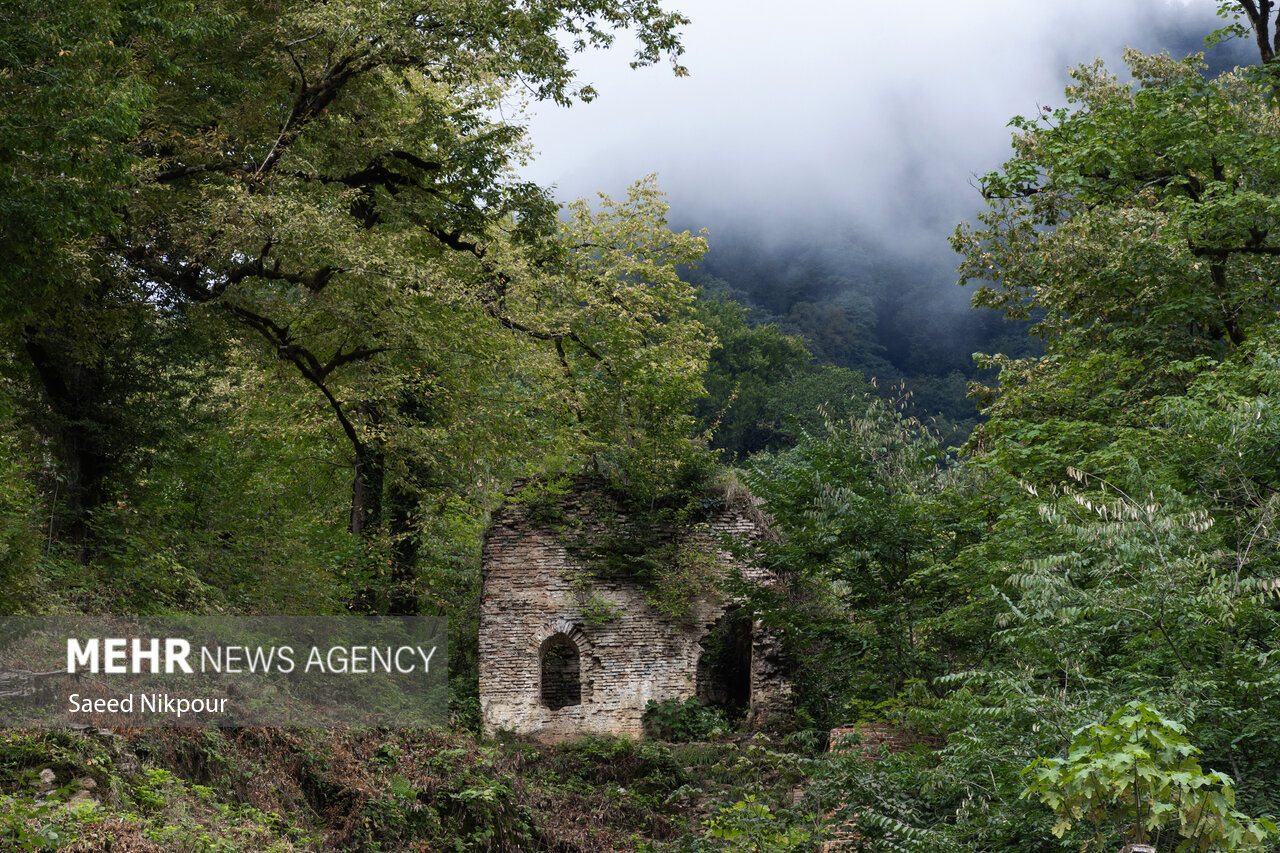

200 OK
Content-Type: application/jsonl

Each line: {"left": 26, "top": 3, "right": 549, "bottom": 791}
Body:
{"left": 683, "top": 227, "right": 1041, "bottom": 449}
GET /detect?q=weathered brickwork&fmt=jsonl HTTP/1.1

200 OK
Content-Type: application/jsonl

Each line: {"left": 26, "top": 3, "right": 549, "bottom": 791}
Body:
{"left": 479, "top": 482, "right": 790, "bottom": 741}
{"left": 827, "top": 723, "right": 944, "bottom": 758}
{"left": 821, "top": 724, "right": 944, "bottom": 851}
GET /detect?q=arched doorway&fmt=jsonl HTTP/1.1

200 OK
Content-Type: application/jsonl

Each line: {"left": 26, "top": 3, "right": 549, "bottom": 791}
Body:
{"left": 696, "top": 610, "right": 752, "bottom": 719}
{"left": 539, "top": 633, "right": 581, "bottom": 710}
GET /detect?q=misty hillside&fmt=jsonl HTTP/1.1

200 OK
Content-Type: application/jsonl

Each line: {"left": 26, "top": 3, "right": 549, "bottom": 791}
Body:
{"left": 685, "top": 228, "right": 1041, "bottom": 447}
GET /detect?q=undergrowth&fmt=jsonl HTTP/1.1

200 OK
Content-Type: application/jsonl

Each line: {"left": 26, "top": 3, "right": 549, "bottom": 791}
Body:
{"left": 0, "top": 726, "right": 826, "bottom": 852}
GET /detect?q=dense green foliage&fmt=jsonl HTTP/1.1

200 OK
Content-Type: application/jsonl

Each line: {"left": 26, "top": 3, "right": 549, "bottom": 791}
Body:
{"left": 755, "top": 41, "right": 1280, "bottom": 853}
{"left": 691, "top": 295, "right": 873, "bottom": 460}
{"left": 742, "top": 397, "right": 986, "bottom": 725}
{"left": 642, "top": 697, "right": 729, "bottom": 742}
{"left": 1024, "top": 702, "right": 1276, "bottom": 851}
{"left": 0, "top": 0, "right": 711, "bottom": 611}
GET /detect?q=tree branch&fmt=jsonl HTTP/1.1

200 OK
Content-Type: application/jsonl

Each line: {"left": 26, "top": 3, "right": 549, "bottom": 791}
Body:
{"left": 1191, "top": 243, "right": 1280, "bottom": 257}
{"left": 257, "top": 50, "right": 374, "bottom": 178}
{"left": 220, "top": 302, "right": 371, "bottom": 458}
{"left": 1238, "top": 0, "right": 1277, "bottom": 63}
{"left": 153, "top": 161, "right": 255, "bottom": 183}
{"left": 319, "top": 345, "right": 390, "bottom": 382}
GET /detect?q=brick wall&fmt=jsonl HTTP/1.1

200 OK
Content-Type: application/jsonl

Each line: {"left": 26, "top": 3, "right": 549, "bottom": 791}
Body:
{"left": 827, "top": 723, "right": 943, "bottom": 758}
{"left": 478, "top": 481, "right": 790, "bottom": 741}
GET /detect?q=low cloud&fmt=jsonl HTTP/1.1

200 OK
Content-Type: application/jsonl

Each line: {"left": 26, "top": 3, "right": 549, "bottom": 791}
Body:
{"left": 521, "top": 0, "right": 1250, "bottom": 266}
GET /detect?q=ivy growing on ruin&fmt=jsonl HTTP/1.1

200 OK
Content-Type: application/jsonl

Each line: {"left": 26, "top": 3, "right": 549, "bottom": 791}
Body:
{"left": 513, "top": 452, "right": 741, "bottom": 622}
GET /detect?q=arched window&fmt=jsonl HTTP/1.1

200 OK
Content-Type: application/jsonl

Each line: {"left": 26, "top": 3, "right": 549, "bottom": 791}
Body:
{"left": 540, "top": 633, "right": 581, "bottom": 710}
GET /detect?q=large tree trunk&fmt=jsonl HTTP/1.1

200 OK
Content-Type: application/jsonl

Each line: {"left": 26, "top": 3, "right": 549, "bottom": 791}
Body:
{"left": 350, "top": 457, "right": 425, "bottom": 614}
{"left": 21, "top": 333, "right": 112, "bottom": 550}
{"left": 349, "top": 446, "right": 384, "bottom": 537}
{"left": 387, "top": 482, "right": 421, "bottom": 614}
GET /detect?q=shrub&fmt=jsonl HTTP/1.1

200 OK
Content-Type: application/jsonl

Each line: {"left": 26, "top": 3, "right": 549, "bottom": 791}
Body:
{"left": 643, "top": 698, "right": 728, "bottom": 742}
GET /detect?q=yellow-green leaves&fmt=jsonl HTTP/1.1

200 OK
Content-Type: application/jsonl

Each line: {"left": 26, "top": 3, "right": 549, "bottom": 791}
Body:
{"left": 1023, "top": 701, "right": 1277, "bottom": 851}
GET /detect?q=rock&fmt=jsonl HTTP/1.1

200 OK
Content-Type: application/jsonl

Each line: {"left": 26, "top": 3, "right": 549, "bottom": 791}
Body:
{"left": 115, "top": 750, "right": 140, "bottom": 776}
{"left": 66, "top": 789, "right": 99, "bottom": 811}
{"left": 37, "top": 768, "right": 56, "bottom": 789}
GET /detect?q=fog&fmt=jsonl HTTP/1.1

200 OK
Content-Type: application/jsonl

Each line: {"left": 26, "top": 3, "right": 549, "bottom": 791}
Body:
{"left": 520, "top": 0, "right": 1253, "bottom": 277}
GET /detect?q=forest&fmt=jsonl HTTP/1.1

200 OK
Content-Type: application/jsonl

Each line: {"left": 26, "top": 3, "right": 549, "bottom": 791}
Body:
{"left": 3, "top": 0, "right": 1280, "bottom": 851}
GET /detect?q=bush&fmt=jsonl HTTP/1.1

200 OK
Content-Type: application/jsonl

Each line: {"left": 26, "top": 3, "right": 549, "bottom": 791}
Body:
{"left": 643, "top": 698, "right": 728, "bottom": 742}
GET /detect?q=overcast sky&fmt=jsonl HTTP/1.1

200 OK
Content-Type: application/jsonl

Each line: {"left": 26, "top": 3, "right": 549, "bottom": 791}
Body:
{"left": 519, "top": 0, "right": 1251, "bottom": 267}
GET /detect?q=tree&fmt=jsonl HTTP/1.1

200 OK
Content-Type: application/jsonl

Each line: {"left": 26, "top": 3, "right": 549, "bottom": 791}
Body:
{"left": 0, "top": 0, "right": 150, "bottom": 311}
{"left": 0, "top": 0, "right": 205, "bottom": 544}
{"left": 691, "top": 295, "right": 871, "bottom": 460}
{"left": 744, "top": 397, "right": 985, "bottom": 724}
{"left": 953, "top": 50, "right": 1280, "bottom": 479}
{"left": 4, "top": 0, "right": 697, "bottom": 555}
{"left": 788, "top": 42, "right": 1280, "bottom": 853}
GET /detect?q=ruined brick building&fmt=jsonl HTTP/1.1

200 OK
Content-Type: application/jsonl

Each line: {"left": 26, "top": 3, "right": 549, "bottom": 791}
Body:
{"left": 479, "top": 480, "right": 790, "bottom": 740}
